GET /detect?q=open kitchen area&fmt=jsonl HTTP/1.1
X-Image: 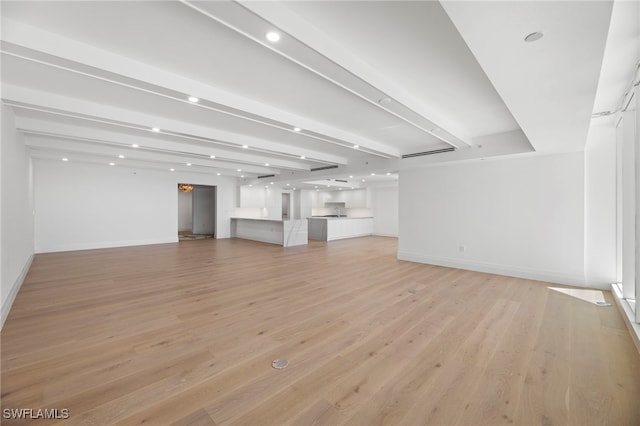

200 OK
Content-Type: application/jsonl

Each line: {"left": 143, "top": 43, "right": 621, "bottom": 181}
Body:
{"left": 230, "top": 175, "right": 398, "bottom": 246}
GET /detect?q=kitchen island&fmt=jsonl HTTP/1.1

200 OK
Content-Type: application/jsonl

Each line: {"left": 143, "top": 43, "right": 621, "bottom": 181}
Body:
{"left": 307, "top": 217, "right": 373, "bottom": 241}
{"left": 230, "top": 217, "right": 308, "bottom": 247}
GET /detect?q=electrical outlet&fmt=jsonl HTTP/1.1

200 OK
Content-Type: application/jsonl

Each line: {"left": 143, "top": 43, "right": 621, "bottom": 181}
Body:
{"left": 459, "top": 245, "right": 466, "bottom": 252}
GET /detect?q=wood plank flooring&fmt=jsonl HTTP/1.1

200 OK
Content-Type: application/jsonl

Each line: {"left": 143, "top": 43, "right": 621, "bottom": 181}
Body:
{"left": 1, "top": 237, "right": 639, "bottom": 425}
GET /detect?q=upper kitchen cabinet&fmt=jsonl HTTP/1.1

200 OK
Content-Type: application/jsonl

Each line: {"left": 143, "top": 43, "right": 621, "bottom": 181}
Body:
{"left": 240, "top": 185, "right": 266, "bottom": 208}
{"left": 312, "top": 188, "right": 369, "bottom": 208}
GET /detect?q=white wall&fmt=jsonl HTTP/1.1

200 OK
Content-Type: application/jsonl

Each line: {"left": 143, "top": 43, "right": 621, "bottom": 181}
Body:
{"left": 585, "top": 125, "right": 617, "bottom": 287}
{"left": 34, "top": 159, "right": 236, "bottom": 253}
{"left": 1, "top": 105, "right": 35, "bottom": 327}
{"left": 177, "top": 189, "right": 192, "bottom": 232}
{"left": 398, "top": 152, "right": 589, "bottom": 287}
{"left": 370, "top": 186, "right": 399, "bottom": 237}
{"left": 300, "top": 189, "right": 314, "bottom": 219}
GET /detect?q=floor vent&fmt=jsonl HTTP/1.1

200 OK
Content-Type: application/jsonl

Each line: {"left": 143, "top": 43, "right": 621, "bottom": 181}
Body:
{"left": 402, "top": 147, "right": 455, "bottom": 159}
{"left": 272, "top": 359, "right": 289, "bottom": 369}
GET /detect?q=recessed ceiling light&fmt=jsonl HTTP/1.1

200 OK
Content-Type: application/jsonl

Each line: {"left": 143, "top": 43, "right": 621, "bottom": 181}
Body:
{"left": 371, "top": 173, "right": 376, "bottom": 176}
{"left": 362, "top": 179, "right": 366, "bottom": 182}
{"left": 265, "top": 163, "right": 270, "bottom": 166}
{"left": 270, "top": 182, "right": 274, "bottom": 185}
{"left": 242, "top": 145, "right": 248, "bottom": 149}
{"left": 351, "top": 187, "right": 354, "bottom": 189}
{"left": 265, "top": 185, "right": 269, "bottom": 189}
{"left": 216, "top": 172, "right": 221, "bottom": 176}
{"left": 314, "top": 186, "right": 318, "bottom": 189}
{"left": 109, "top": 162, "right": 115, "bottom": 166}
{"left": 524, "top": 31, "right": 544, "bottom": 42}
{"left": 266, "top": 31, "right": 281, "bottom": 42}
{"left": 249, "top": 184, "right": 253, "bottom": 187}
{"left": 286, "top": 183, "right": 290, "bottom": 186}
{"left": 237, "top": 169, "right": 242, "bottom": 172}
{"left": 293, "top": 188, "right": 296, "bottom": 190}
{"left": 188, "top": 96, "right": 199, "bottom": 103}
{"left": 386, "top": 172, "right": 391, "bottom": 176}
{"left": 132, "top": 144, "right": 139, "bottom": 148}
{"left": 349, "top": 175, "right": 353, "bottom": 178}
{"left": 327, "top": 185, "right": 331, "bottom": 187}
{"left": 353, "top": 145, "right": 359, "bottom": 149}
{"left": 169, "top": 168, "right": 175, "bottom": 172}
{"left": 210, "top": 155, "right": 216, "bottom": 159}
{"left": 118, "top": 155, "right": 125, "bottom": 159}
{"left": 241, "top": 175, "right": 244, "bottom": 178}
{"left": 339, "top": 188, "right": 342, "bottom": 191}
{"left": 293, "top": 127, "right": 301, "bottom": 132}
{"left": 316, "top": 189, "right": 319, "bottom": 192}
{"left": 151, "top": 127, "right": 160, "bottom": 132}
{"left": 300, "top": 155, "right": 306, "bottom": 159}
{"left": 62, "top": 157, "right": 69, "bottom": 162}
{"left": 186, "top": 163, "right": 192, "bottom": 166}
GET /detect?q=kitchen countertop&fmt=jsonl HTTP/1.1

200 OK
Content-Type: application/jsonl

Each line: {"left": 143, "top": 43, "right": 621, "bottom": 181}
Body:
{"left": 230, "top": 217, "right": 283, "bottom": 222}
{"left": 231, "top": 217, "right": 373, "bottom": 222}
{"left": 308, "top": 217, "right": 373, "bottom": 220}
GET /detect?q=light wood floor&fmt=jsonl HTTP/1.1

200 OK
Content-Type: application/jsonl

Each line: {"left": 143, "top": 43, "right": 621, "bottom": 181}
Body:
{"left": 2, "top": 237, "right": 639, "bottom": 425}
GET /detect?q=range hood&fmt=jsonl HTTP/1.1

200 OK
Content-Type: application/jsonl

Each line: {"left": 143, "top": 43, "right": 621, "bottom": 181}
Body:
{"left": 324, "top": 202, "right": 346, "bottom": 208}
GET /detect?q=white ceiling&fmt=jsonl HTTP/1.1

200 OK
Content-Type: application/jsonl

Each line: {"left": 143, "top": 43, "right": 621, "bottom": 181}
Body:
{"left": 0, "top": 0, "right": 624, "bottom": 189}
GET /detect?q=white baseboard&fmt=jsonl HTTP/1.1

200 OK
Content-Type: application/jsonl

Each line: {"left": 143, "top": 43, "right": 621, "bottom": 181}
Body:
{"left": 373, "top": 233, "right": 398, "bottom": 238}
{"left": 35, "top": 237, "right": 179, "bottom": 253}
{"left": 611, "top": 284, "right": 640, "bottom": 354}
{"left": 397, "top": 251, "right": 588, "bottom": 287}
{"left": 1, "top": 254, "right": 34, "bottom": 330}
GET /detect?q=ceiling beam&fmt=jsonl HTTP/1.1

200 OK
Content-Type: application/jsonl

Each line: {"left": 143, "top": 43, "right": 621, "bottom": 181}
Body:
{"left": 2, "top": 18, "right": 398, "bottom": 158}
{"left": 24, "top": 135, "right": 273, "bottom": 175}
{"left": 27, "top": 149, "right": 241, "bottom": 178}
{"left": 235, "top": 0, "right": 472, "bottom": 148}
{"left": 14, "top": 114, "right": 311, "bottom": 171}
{"left": 3, "top": 83, "right": 349, "bottom": 165}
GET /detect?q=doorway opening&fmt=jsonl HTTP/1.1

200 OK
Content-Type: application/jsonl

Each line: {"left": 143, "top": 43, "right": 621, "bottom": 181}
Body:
{"left": 177, "top": 184, "right": 216, "bottom": 241}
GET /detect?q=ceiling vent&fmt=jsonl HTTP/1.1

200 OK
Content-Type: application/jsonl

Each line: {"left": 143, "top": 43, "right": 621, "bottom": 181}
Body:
{"left": 311, "top": 165, "right": 339, "bottom": 172}
{"left": 401, "top": 147, "right": 455, "bottom": 159}
{"left": 258, "top": 174, "right": 276, "bottom": 179}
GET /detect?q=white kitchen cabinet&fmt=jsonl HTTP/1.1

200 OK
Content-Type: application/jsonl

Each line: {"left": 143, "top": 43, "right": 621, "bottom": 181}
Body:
{"left": 332, "top": 190, "right": 347, "bottom": 203}
{"left": 314, "top": 188, "right": 369, "bottom": 208}
{"left": 301, "top": 189, "right": 316, "bottom": 214}
{"left": 307, "top": 217, "right": 373, "bottom": 241}
{"left": 319, "top": 190, "right": 332, "bottom": 205}
{"left": 240, "top": 185, "right": 266, "bottom": 208}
